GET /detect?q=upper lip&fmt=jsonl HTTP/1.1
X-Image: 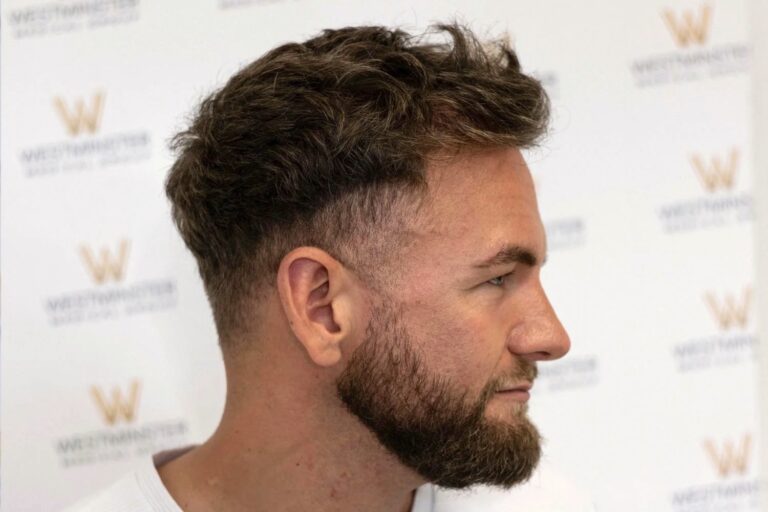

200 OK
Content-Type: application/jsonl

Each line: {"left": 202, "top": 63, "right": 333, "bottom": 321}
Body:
{"left": 497, "top": 381, "right": 533, "bottom": 392}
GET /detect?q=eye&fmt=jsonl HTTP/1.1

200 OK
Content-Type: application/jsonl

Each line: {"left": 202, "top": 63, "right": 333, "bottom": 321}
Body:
{"left": 487, "top": 271, "right": 515, "bottom": 287}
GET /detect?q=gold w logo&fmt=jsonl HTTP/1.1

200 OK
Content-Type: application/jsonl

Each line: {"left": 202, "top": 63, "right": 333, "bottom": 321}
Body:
{"left": 79, "top": 239, "right": 130, "bottom": 285}
{"left": 53, "top": 92, "right": 105, "bottom": 136}
{"left": 90, "top": 380, "right": 141, "bottom": 426}
{"left": 661, "top": 4, "right": 712, "bottom": 47}
{"left": 703, "top": 288, "right": 752, "bottom": 330}
{"left": 690, "top": 148, "right": 739, "bottom": 192}
{"left": 703, "top": 434, "right": 752, "bottom": 477}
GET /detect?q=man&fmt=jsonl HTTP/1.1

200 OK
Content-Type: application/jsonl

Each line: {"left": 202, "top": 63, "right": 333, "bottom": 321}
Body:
{"left": 67, "top": 23, "right": 580, "bottom": 512}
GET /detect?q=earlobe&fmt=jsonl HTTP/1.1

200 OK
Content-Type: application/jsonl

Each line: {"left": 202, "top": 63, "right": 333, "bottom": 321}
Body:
{"left": 276, "top": 248, "right": 355, "bottom": 367}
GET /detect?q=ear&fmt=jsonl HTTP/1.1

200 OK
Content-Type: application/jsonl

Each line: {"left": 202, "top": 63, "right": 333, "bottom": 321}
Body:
{"left": 276, "top": 247, "right": 363, "bottom": 367}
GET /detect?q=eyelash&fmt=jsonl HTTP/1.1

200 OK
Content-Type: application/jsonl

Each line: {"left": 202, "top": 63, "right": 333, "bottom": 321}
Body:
{"left": 487, "top": 271, "right": 515, "bottom": 287}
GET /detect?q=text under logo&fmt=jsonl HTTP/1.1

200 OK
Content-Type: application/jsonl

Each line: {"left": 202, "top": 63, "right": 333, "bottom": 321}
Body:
{"left": 656, "top": 146, "right": 750, "bottom": 232}
{"left": 632, "top": 3, "right": 747, "bottom": 88}
{"left": 46, "top": 239, "right": 177, "bottom": 326}
{"left": 57, "top": 378, "right": 188, "bottom": 468}
{"left": 20, "top": 90, "right": 152, "bottom": 178}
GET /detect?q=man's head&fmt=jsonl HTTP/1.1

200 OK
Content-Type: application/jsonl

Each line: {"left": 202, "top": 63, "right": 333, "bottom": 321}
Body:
{"left": 167, "top": 24, "right": 569, "bottom": 489}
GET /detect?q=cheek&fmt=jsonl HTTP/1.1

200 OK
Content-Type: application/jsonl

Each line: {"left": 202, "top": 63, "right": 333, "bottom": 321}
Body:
{"left": 406, "top": 301, "right": 504, "bottom": 390}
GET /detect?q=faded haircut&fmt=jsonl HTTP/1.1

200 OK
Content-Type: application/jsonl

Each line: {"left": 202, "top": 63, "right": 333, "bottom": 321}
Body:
{"left": 166, "top": 23, "right": 550, "bottom": 346}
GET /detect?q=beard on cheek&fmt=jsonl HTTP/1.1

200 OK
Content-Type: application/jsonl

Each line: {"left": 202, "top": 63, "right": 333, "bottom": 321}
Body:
{"left": 335, "top": 303, "right": 541, "bottom": 489}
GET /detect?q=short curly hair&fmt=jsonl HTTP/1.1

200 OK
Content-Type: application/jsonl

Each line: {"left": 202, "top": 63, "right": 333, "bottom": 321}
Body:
{"left": 166, "top": 23, "right": 550, "bottom": 346}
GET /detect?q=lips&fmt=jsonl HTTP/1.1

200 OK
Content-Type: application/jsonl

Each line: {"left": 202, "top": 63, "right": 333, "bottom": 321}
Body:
{"left": 493, "top": 381, "right": 533, "bottom": 404}
{"left": 496, "top": 381, "right": 532, "bottom": 393}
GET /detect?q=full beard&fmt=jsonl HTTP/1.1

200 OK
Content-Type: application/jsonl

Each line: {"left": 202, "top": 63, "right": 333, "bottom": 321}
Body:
{"left": 336, "top": 303, "right": 541, "bottom": 489}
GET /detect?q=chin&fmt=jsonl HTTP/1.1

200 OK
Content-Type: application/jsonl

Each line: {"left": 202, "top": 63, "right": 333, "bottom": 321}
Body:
{"left": 485, "top": 401, "right": 529, "bottom": 422}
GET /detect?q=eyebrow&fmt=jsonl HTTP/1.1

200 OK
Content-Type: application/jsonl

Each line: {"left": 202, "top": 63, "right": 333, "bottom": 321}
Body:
{"left": 472, "top": 245, "right": 545, "bottom": 269}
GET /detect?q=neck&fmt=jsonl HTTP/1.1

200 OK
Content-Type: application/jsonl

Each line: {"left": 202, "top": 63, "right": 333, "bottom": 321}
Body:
{"left": 158, "top": 362, "right": 425, "bottom": 512}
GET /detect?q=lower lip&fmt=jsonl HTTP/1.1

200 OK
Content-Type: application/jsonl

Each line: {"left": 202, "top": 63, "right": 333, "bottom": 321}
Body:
{"left": 494, "top": 390, "right": 530, "bottom": 402}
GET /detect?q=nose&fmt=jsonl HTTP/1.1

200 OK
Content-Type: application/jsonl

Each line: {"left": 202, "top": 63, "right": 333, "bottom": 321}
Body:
{"left": 510, "top": 282, "right": 571, "bottom": 362}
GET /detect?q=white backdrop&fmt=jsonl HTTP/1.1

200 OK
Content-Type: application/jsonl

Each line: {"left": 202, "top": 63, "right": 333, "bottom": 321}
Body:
{"left": 1, "top": 1, "right": 762, "bottom": 511}
{"left": 751, "top": 0, "right": 768, "bottom": 509}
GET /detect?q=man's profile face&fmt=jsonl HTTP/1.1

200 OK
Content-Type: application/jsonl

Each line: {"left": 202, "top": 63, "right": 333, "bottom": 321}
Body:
{"left": 337, "top": 147, "right": 570, "bottom": 488}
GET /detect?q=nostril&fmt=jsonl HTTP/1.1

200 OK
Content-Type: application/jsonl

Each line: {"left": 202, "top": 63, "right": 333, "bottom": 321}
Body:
{"left": 525, "top": 351, "right": 554, "bottom": 362}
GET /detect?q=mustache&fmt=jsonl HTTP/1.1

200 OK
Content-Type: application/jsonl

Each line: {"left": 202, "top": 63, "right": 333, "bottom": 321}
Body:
{"left": 491, "top": 359, "right": 538, "bottom": 391}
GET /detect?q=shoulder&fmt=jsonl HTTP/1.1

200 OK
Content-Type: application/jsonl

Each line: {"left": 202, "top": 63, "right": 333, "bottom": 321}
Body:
{"left": 61, "top": 471, "right": 150, "bottom": 512}
{"left": 61, "top": 447, "right": 193, "bottom": 512}
{"left": 432, "top": 462, "right": 596, "bottom": 512}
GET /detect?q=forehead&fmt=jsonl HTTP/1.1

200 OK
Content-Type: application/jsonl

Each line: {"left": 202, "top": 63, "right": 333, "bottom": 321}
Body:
{"left": 413, "top": 147, "right": 544, "bottom": 258}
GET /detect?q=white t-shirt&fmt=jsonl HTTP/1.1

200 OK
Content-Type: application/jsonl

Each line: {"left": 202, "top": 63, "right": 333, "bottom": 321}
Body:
{"left": 63, "top": 447, "right": 596, "bottom": 512}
